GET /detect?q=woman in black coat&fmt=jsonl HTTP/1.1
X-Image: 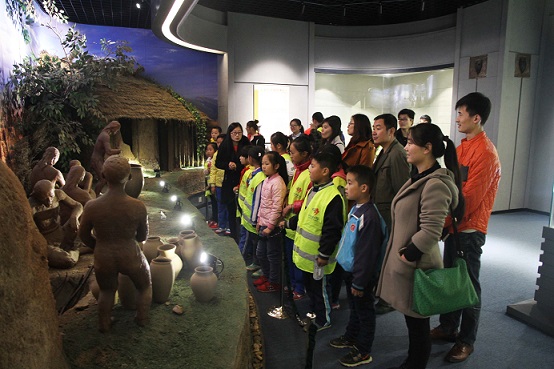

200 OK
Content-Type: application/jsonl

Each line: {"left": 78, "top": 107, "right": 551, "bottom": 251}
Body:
{"left": 215, "top": 122, "right": 251, "bottom": 242}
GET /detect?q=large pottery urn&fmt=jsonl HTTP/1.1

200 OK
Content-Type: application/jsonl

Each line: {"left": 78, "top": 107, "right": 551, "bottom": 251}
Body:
{"left": 143, "top": 236, "right": 163, "bottom": 263}
{"left": 158, "top": 243, "right": 183, "bottom": 280}
{"left": 150, "top": 257, "right": 174, "bottom": 303}
{"left": 118, "top": 274, "right": 136, "bottom": 309}
{"left": 190, "top": 266, "right": 218, "bottom": 302}
{"left": 125, "top": 163, "right": 144, "bottom": 198}
{"left": 178, "top": 230, "right": 202, "bottom": 269}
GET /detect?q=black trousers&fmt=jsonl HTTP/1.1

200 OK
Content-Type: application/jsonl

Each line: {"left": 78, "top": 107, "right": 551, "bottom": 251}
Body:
{"left": 404, "top": 315, "right": 431, "bottom": 369}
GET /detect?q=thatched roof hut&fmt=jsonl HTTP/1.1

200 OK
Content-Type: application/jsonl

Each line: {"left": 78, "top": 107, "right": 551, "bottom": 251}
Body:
{"left": 94, "top": 74, "right": 208, "bottom": 170}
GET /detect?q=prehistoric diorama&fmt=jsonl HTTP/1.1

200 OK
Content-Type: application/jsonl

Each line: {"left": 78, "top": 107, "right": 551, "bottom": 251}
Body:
{"left": 0, "top": 2, "right": 257, "bottom": 368}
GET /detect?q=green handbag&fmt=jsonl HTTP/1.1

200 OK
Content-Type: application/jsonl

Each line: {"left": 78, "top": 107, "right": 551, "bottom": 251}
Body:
{"left": 411, "top": 214, "right": 479, "bottom": 317}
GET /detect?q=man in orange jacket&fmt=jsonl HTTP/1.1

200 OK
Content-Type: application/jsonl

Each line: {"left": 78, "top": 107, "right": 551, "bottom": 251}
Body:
{"left": 430, "top": 92, "right": 501, "bottom": 363}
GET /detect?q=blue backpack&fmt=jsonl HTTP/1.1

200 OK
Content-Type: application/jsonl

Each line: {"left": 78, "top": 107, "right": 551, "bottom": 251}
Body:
{"left": 336, "top": 204, "right": 389, "bottom": 273}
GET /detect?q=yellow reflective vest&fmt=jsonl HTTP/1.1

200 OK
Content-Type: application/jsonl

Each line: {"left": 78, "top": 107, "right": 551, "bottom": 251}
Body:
{"left": 285, "top": 168, "right": 311, "bottom": 240}
{"left": 293, "top": 184, "right": 341, "bottom": 274}
{"left": 237, "top": 166, "right": 254, "bottom": 217}
{"left": 241, "top": 169, "right": 266, "bottom": 233}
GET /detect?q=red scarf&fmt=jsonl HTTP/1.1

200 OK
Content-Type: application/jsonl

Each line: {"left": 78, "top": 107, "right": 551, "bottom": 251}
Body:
{"left": 293, "top": 159, "right": 311, "bottom": 182}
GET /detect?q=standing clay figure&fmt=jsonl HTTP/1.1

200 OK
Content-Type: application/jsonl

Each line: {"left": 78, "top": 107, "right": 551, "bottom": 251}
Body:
{"left": 69, "top": 159, "right": 95, "bottom": 199}
{"left": 79, "top": 156, "right": 151, "bottom": 333}
{"left": 90, "top": 121, "right": 122, "bottom": 196}
{"left": 28, "top": 179, "right": 82, "bottom": 269}
{"left": 29, "top": 147, "right": 65, "bottom": 191}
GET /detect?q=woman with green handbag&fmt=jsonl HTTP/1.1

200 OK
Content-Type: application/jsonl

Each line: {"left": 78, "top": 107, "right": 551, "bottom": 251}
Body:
{"left": 376, "top": 123, "right": 464, "bottom": 369}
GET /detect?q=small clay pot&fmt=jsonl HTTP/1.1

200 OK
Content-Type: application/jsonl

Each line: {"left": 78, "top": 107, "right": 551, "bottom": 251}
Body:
{"left": 150, "top": 257, "right": 174, "bottom": 304}
{"left": 190, "top": 266, "right": 218, "bottom": 302}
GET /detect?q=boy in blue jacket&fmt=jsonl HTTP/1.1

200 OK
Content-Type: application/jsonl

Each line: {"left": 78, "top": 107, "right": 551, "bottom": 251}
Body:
{"left": 331, "top": 165, "right": 385, "bottom": 367}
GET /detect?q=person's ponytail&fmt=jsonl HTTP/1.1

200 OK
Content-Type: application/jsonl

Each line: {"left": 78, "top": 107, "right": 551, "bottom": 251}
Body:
{"left": 443, "top": 136, "right": 465, "bottom": 221}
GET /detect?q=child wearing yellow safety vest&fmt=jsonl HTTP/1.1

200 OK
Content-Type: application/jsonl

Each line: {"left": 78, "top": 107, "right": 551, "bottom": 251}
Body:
{"left": 281, "top": 136, "right": 312, "bottom": 300}
{"left": 235, "top": 146, "right": 253, "bottom": 256}
{"left": 241, "top": 146, "right": 266, "bottom": 270}
{"left": 286, "top": 145, "right": 344, "bottom": 330}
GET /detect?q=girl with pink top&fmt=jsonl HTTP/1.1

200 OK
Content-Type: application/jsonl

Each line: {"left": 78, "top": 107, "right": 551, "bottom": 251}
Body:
{"left": 254, "top": 151, "right": 289, "bottom": 293}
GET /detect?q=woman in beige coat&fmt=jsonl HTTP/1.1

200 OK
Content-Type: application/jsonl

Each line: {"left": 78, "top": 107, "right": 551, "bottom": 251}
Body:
{"left": 377, "top": 123, "right": 463, "bottom": 369}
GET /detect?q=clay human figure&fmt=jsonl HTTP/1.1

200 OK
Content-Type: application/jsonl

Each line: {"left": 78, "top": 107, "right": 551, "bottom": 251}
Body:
{"left": 29, "top": 179, "right": 83, "bottom": 269}
{"left": 69, "top": 159, "right": 95, "bottom": 199}
{"left": 60, "top": 165, "right": 93, "bottom": 226}
{"left": 91, "top": 121, "right": 122, "bottom": 196}
{"left": 29, "top": 147, "right": 65, "bottom": 191}
{"left": 79, "top": 156, "right": 151, "bottom": 333}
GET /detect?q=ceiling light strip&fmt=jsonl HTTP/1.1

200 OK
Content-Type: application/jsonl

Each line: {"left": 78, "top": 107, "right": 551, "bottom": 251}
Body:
{"left": 161, "top": 0, "right": 225, "bottom": 54}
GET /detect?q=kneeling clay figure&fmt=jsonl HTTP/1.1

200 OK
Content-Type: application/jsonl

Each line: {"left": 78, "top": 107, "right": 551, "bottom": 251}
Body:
{"left": 28, "top": 180, "right": 83, "bottom": 269}
{"left": 79, "top": 156, "right": 151, "bottom": 332}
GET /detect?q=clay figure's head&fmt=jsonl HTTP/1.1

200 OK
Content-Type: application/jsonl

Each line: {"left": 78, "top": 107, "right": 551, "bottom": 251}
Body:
{"left": 102, "top": 156, "right": 130, "bottom": 184}
{"left": 31, "top": 179, "right": 55, "bottom": 207}
{"left": 69, "top": 159, "right": 82, "bottom": 167}
{"left": 43, "top": 147, "right": 60, "bottom": 165}
{"left": 66, "top": 165, "right": 86, "bottom": 186}
{"left": 104, "top": 121, "right": 121, "bottom": 136}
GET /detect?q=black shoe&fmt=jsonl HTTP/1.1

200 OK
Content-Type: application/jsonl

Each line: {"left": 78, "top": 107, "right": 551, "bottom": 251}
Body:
{"left": 375, "top": 300, "right": 395, "bottom": 314}
{"left": 330, "top": 335, "right": 356, "bottom": 349}
{"left": 339, "top": 347, "right": 372, "bottom": 367}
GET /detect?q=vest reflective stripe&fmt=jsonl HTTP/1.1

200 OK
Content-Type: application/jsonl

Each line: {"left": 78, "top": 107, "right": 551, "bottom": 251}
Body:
{"left": 297, "top": 228, "right": 320, "bottom": 243}
{"left": 237, "top": 167, "right": 253, "bottom": 217}
{"left": 285, "top": 169, "right": 311, "bottom": 240}
{"left": 241, "top": 171, "right": 266, "bottom": 233}
{"left": 293, "top": 184, "right": 341, "bottom": 274}
{"left": 293, "top": 245, "right": 335, "bottom": 264}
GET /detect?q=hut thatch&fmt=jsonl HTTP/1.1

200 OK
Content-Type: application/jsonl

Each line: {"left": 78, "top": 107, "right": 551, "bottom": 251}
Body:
{"left": 94, "top": 74, "right": 208, "bottom": 170}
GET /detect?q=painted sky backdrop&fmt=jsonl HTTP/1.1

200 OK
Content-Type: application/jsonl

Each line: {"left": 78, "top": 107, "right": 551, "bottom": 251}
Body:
{"left": 76, "top": 24, "right": 219, "bottom": 120}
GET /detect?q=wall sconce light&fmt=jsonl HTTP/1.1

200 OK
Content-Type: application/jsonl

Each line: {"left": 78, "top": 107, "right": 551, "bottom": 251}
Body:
{"left": 160, "top": 180, "right": 169, "bottom": 193}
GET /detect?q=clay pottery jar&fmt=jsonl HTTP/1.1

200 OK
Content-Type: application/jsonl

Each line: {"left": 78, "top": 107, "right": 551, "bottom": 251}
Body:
{"left": 118, "top": 274, "right": 136, "bottom": 310}
{"left": 158, "top": 243, "right": 183, "bottom": 280}
{"left": 190, "top": 266, "right": 218, "bottom": 302}
{"left": 143, "top": 236, "right": 163, "bottom": 264}
{"left": 150, "top": 256, "right": 174, "bottom": 303}
{"left": 125, "top": 163, "right": 144, "bottom": 198}
{"left": 167, "top": 237, "right": 180, "bottom": 247}
{"left": 178, "top": 231, "right": 202, "bottom": 269}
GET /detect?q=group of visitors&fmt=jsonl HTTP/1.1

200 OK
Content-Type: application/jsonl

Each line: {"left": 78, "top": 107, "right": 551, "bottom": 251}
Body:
{"left": 204, "top": 92, "right": 500, "bottom": 368}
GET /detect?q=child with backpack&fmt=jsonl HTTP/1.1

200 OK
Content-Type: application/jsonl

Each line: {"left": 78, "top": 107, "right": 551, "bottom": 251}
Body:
{"left": 331, "top": 165, "right": 387, "bottom": 367}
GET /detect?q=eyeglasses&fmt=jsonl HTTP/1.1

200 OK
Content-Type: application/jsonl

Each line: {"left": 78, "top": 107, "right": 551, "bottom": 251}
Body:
{"left": 230, "top": 131, "right": 242, "bottom": 136}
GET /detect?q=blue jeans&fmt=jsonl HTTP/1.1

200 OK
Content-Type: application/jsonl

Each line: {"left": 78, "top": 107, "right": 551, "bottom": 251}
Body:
{"left": 256, "top": 227, "right": 283, "bottom": 284}
{"left": 215, "top": 187, "right": 228, "bottom": 230}
{"left": 242, "top": 230, "right": 259, "bottom": 266}
{"left": 439, "top": 231, "right": 485, "bottom": 346}
{"left": 284, "top": 237, "right": 305, "bottom": 294}
{"left": 238, "top": 225, "right": 247, "bottom": 253}
{"left": 344, "top": 274, "right": 376, "bottom": 356}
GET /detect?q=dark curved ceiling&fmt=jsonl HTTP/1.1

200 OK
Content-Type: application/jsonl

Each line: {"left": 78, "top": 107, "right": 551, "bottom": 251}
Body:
{"left": 40, "top": 0, "right": 488, "bottom": 29}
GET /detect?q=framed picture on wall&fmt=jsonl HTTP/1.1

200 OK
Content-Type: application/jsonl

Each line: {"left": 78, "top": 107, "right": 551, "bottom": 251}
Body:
{"left": 469, "top": 55, "right": 488, "bottom": 79}
{"left": 515, "top": 53, "right": 531, "bottom": 78}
